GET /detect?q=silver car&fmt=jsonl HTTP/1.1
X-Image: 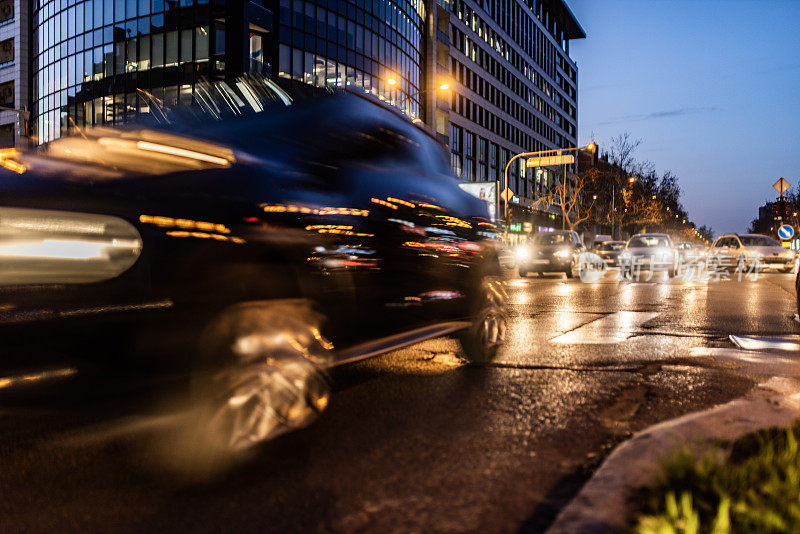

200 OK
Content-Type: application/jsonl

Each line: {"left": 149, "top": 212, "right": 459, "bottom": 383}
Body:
{"left": 619, "top": 233, "right": 679, "bottom": 278}
{"left": 709, "top": 234, "right": 794, "bottom": 272}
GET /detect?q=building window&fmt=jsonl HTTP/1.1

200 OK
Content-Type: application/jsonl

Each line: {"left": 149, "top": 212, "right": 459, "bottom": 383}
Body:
{"left": 0, "top": 0, "right": 12, "bottom": 24}
{"left": 451, "top": 124, "right": 462, "bottom": 154}
{"left": 465, "top": 132, "right": 474, "bottom": 158}
{"left": 0, "top": 122, "right": 13, "bottom": 148}
{"left": 0, "top": 80, "right": 12, "bottom": 108}
{"left": 0, "top": 38, "right": 13, "bottom": 66}
{"left": 450, "top": 152, "right": 462, "bottom": 178}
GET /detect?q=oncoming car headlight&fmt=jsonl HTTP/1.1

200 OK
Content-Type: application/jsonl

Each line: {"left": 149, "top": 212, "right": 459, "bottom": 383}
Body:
{"left": 554, "top": 248, "right": 571, "bottom": 258}
{"left": 515, "top": 246, "right": 532, "bottom": 260}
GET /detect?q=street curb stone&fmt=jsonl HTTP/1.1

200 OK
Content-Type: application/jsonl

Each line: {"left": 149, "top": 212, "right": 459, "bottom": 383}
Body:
{"left": 546, "top": 376, "right": 800, "bottom": 534}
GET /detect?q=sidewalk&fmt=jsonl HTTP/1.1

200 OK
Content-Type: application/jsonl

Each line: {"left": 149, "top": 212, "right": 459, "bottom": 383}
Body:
{"left": 546, "top": 376, "right": 800, "bottom": 533}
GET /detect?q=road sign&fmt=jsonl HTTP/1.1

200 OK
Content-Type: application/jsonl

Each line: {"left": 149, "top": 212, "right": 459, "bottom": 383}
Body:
{"left": 500, "top": 187, "right": 514, "bottom": 202}
{"left": 526, "top": 154, "right": 575, "bottom": 167}
{"left": 778, "top": 224, "right": 794, "bottom": 240}
{"left": 773, "top": 177, "right": 791, "bottom": 195}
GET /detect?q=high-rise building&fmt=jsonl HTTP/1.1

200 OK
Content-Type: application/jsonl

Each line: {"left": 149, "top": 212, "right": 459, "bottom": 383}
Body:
{"left": 0, "top": 0, "right": 30, "bottom": 147}
{"left": 444, "top": 0, "right": 584, "bottom": 229}
{"left": 30, "top": 0, "right": 584, "bottom": 231}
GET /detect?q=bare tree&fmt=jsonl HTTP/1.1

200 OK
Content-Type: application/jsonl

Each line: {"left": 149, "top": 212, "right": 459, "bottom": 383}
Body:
{"left": 609, "top": 132, "right": 642, "bottom": 174}
{"left": 533, "top": 167, "right": 595, "bottom": 232}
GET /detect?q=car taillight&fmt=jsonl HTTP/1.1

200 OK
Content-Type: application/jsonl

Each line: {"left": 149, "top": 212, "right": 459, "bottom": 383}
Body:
{"left": 0, "top": 207, "right": 142, "bottom": 285}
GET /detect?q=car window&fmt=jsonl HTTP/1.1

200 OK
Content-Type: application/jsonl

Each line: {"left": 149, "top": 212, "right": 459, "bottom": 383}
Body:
{"left": 628, "top": 236, "right": 670, "bottom": 248}
{"left": 533, "top": 233, "right": 569, "bottom": 245}
{"left": 739, "top": 235, "right": 780, "bottom": 247}
{"left": 598, "top": 242, "right": 624, "bottom": 251}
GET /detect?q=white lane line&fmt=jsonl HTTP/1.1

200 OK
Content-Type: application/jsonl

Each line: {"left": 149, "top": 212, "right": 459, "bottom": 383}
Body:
{"left": 550, "top": 311, "right": 661, "bottom": 344}
{"left": 729, "top": 335, "right": 800, "bottom": 352}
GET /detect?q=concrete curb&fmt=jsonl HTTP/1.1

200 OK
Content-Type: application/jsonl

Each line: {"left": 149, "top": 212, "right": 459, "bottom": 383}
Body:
{"left": 546, "top": 377, "right": 800, "bottom": 534}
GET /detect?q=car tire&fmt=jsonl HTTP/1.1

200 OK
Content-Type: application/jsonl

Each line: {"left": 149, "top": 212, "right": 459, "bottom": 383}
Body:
{"left": 181, "top": 300, "right": 333, "bottom": 476}
{"left": 459, "top": 277, "right": 506, "bottom": 363}
{"left": 780, "top": 266, "right": 793, "bottom": 274}
{"left": 565, "top": 258, "right": 576, "bottom": 279}
{"left": 519, "top": 269, "right": 528, "bottom": 278}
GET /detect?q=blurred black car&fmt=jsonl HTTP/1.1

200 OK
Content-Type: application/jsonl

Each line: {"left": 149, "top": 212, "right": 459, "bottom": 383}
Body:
{"left": 593, "top": 240, "right": 626, "bottom": 267}
{"left": 515, "top": 230, "right": 586, "bottom": 278}
{"left": 0, "top": 80, "right": 506, "bottom": 461}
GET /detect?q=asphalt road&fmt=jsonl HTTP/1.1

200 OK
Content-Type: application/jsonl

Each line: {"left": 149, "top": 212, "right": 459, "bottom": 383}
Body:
{"left": 1, "top": 270, "right": 797, "bottom": 533}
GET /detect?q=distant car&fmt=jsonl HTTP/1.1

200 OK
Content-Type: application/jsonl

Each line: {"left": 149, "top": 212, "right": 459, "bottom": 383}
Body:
{"left": 516, "top": 230, "right": 586, "bottom": 278}
{"left": 675, "top": 241, "right": 696, "bottom": 264}
{"left": 693, "top": 244, "right": 708, "bottom": 262}
{"left": 709, "top": 234, "right": 794, "bottom": 272}
{"left": 592, "top": 234, "right": 613, "bottom": 249}
{"left": 594, "top": 240, "right": 626, "bottom": 267}
{"left": 619, "top": 233, "right": 679, "bottom": 278}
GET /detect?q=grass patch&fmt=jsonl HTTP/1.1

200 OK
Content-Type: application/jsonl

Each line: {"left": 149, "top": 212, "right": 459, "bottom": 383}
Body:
{"left": 634, "top": 420, "right": 800, "bottom": 533}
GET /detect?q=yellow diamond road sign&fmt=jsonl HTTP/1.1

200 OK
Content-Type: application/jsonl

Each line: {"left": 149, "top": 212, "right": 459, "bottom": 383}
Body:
{"left": 773, "top": 177, "right": 791, "bottom": 194}
{"left": 501, "top": 188, "right": 514, "bottom": 202}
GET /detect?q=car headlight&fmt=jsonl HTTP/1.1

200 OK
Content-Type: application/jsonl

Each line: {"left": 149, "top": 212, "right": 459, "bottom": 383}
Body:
{"left": 516, "top": 246, "right": 531, "bottom": 260}
{"left": 554, "top": 248, "right": 571, "bottom": 258}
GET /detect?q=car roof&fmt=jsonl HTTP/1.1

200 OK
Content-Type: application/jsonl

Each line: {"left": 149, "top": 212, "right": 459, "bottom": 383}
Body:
{"left": 631, "top": 233, "right": 670, "bottom": 238}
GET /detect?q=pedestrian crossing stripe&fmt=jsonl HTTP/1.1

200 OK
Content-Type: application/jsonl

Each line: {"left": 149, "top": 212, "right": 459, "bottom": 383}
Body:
{"left": 550, "top": 311, "right": 660, "bottom": 344}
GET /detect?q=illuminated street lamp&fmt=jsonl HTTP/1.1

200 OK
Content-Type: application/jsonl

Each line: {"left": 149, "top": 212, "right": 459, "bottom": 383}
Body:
{"left": 396, "top": 80, "right": 453, "bottom": 118}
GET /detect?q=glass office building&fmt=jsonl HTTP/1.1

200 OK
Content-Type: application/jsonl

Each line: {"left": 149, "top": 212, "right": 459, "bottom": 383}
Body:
{"left": 272, "top": 0, "right": 425, "bottom": 120}
{"left": 32, "top": 0, "right": 271, "bottom": 143}
{"left": 32, "top": 0, "right": 425, "bottom": 142}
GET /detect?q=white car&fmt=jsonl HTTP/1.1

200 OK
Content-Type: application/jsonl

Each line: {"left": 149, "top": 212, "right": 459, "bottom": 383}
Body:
{"left": 619, "top": 233, "right": 679, "bottom": 278}
{"left": 709, "top": 234, "right": 794, "bottom": 272}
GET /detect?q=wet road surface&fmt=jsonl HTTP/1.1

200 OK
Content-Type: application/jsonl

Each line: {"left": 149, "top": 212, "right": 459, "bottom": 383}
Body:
{"left": 1, "top": 271, "right": 797, "bottom": 533}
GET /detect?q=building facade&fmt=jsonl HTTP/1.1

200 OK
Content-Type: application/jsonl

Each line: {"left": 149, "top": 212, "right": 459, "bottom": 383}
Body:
{"left": 30, "top": 0, "right": 585, "bottom": 228}
{"left": 444, "top": 0, "right": 584, "bottom": 231}
{"left": 31, "top": 0, "right": 271, "bottom": 143}
{"left": 0, "top": 0, "right": 29, "bottom": 147}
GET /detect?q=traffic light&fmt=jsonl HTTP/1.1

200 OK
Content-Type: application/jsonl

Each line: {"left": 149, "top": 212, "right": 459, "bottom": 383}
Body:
{"left": 774, "top": 199, "right": 790, "bottom": 221}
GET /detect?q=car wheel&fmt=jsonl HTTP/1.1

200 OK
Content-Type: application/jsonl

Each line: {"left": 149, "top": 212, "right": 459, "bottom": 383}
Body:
{"left": 565, "top": 258, "right": 576, "bottom": 279}
{"left": 185, "top": 300, "right": 332, "bottom": 473}
{"left": 459, "top": 277, "right": 507, "bottom": 363}
{"left": 780, "top": 266, "right": 793, "bottom": 273}
{"left": 519, "top": 269, "right": 528, "bottom": 278}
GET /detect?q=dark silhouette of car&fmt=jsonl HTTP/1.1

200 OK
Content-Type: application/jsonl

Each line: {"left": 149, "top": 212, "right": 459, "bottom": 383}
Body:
{"left": 593, "top": 240, "right": 626, "bottom": 267}
{"left": 0, "top": 80, "right": 506, "bottom": 465}
{"left": 515, "top": 230, "right": 587, "bottom": 278}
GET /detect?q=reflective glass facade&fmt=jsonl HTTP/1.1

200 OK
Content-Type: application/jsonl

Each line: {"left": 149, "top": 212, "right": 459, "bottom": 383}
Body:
{"left": 274, "top": 0, "right": 425, "bottom": 120}
{"left": 31, "top": 0, "right": 271, "bottom": 143}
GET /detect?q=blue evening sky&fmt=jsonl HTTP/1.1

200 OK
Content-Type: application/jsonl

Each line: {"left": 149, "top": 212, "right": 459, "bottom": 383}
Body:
{"left": 568, "top": 0, "right": 800, "bottom": 234}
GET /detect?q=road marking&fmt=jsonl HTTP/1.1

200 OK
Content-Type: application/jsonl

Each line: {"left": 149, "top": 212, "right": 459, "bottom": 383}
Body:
{"left": 550, "top": 311, "right": 661, "bottom": 344}
{"left": 729, "top": 335, "right": 800, "bottom": 352}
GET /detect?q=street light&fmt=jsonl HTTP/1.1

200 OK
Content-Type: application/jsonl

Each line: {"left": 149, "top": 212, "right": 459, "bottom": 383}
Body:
{"left": 500, "top": 143, "right": 596, "bottom": 240}
{"left": 395, "top": 79, "right": 452, "bottom": 117}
